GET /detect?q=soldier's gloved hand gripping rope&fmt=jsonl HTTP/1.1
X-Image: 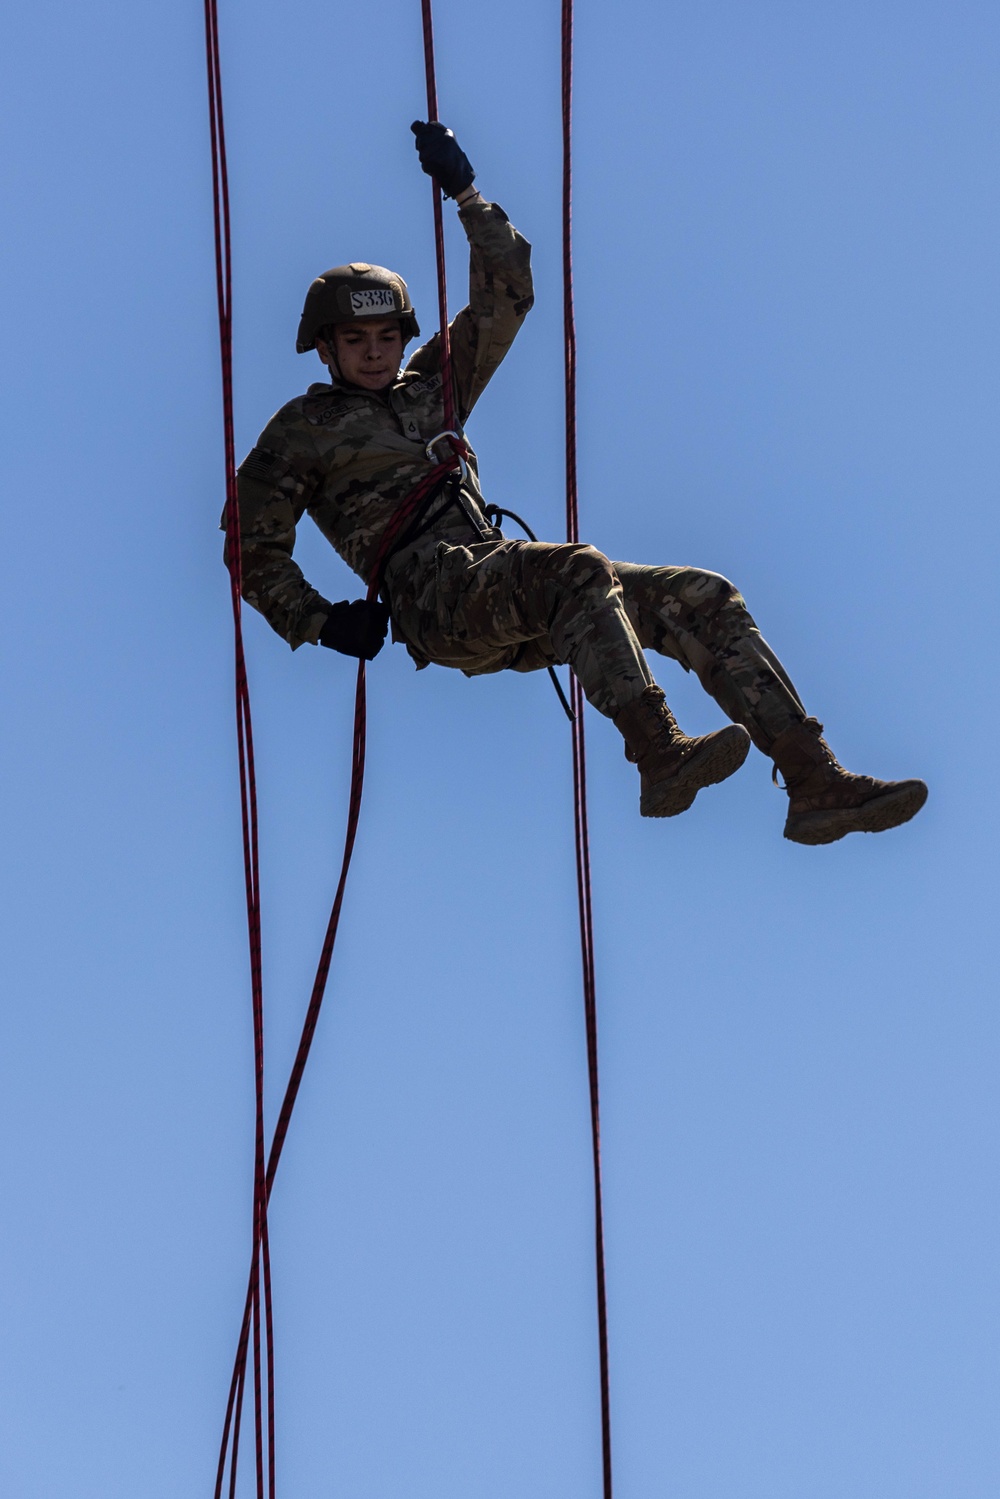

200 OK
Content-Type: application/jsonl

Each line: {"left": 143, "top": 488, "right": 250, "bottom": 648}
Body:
{"left": 410, "top": 120, "right": 475, "bottom": 199}
{"left": 318, "top": 600, "right": 390, "bottom": 660}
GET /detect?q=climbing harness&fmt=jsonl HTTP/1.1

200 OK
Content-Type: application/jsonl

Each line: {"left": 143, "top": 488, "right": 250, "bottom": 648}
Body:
{"left": 205, "top": 0, "right": 611, "bottom": 1494}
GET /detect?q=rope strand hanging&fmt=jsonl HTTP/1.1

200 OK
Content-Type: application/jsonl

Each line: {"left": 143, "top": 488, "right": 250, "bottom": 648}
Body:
{"left": 206, "top": 6, "right": 463, "bottom": 1497}
{"left": 202, "top": 0, "right": 274, "bottom": 1491}
{"left": 561, "top": 0, "right": 614, "bottom": 1492}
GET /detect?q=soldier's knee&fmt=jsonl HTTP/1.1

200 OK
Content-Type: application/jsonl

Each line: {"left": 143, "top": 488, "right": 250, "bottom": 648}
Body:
{"left": 703, "top": 568, "right": 737, "bottom": 598}
{"left": 527, "top": 543, "right": 622, "bottom": 624}
{"left": 554, "top": 543, "right": 617, "bottom": 597}
{"left": 690, "top": 569, "right": 748, "bottom": 617}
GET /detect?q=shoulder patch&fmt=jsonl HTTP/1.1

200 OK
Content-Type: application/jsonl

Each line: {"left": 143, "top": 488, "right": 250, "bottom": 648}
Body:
{"left": 238, "top": 447, "right": 282, "bottom": 482}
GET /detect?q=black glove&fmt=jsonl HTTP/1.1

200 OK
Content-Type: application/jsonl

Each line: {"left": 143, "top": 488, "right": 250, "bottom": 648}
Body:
{"left": 410, "top": 120, "right": 475, "bottom": 200}
{"left": 318, "top": 600, "right": 390, "bottom": 660}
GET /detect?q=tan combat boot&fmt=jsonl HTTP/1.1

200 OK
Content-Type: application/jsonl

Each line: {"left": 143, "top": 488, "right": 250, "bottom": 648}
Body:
{"left": 770, "top": 718, "right": 927, "bottom": 845}
{"left": 614, "top": 685, "right": 751, "bottom": 818}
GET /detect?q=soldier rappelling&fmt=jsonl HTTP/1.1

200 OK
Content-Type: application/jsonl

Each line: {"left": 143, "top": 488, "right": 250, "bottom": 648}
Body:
{"left": 227, "top": 120, "right": 927, "bottom": 845}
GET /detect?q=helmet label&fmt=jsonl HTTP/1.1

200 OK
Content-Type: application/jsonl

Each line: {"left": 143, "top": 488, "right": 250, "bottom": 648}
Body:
{"left": 349, "top": 288, "right": 397, "bottom": 316}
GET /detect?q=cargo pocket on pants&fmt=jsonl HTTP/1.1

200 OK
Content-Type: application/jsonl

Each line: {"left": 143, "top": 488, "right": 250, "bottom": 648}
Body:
{"left": 433, "top": 541, "right": 476, "bottom": 635}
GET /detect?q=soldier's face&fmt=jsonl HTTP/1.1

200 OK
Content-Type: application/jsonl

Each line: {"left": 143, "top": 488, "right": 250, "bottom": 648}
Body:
{"left": 320, "top": 318, "right": 404, "bottom": 390}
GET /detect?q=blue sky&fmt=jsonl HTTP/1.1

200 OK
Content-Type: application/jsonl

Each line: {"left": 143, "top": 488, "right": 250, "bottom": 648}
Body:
{"left": 1, "top": 1, "right": 998, "bottom": 1496}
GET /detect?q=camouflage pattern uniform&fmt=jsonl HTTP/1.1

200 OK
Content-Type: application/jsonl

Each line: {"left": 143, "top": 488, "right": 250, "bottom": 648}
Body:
{"left": 233, "top": 199, "right": 807, "bottom": 753}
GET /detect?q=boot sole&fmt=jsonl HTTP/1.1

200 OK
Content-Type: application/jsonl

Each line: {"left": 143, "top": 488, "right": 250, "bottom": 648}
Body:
{"left": 641, "top": 726, "right": 752, "bottom": 818}
{"left": 784, "top": 779, "right": 928, "bottom": 846}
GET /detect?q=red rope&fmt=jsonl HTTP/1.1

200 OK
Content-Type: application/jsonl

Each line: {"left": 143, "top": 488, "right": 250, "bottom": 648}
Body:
{"left": 561, "top": 2, "right": 614, "bottom": 1496}
{"left": 208, "top": 6, "right": 463, "bottom": 1493}
{"left": 203, "top": 0, "right": 274, "bottom": 1494}
{"left": 260, "top": 454, "right": 462, "bottom": 1198}
{"left": 419, "top": 0, "right": 458, "bottom": 436}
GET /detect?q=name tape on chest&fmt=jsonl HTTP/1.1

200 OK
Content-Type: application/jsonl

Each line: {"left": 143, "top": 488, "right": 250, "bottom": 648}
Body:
{"left": 350, "top": 288, "right": 397, "bottom": 316}
{"left": 408, "top": 372, "right": 443, "bottom": 396}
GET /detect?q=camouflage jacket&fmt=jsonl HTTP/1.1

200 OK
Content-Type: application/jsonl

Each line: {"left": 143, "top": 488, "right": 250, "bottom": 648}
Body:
{"left": 229, "top": 200, "right": 534, "bottom": 648}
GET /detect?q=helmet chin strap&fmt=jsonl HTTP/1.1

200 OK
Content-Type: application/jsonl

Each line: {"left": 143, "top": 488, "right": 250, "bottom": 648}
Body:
{"left": 317, "top": 336, "right": 342, "bottom": 380}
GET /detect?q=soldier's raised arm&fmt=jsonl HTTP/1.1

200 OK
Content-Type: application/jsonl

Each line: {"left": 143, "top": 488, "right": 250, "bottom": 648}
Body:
{"left": 408, "top": 121, "right": 534, "bottom": 421}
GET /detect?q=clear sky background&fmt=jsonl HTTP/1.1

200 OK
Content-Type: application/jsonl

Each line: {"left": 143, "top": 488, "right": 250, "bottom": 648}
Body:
{"left": 2, "top": 1, "right": 998, "bottom": 1496}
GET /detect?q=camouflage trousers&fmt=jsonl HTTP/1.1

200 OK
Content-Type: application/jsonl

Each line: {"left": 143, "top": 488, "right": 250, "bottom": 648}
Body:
{"left": 383, "top": 536, "right": 807, "bottom": 752}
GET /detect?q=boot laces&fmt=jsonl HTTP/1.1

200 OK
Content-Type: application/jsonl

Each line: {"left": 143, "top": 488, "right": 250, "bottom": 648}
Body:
{"left": 771, "top": 717, "right": 834, "bottom": 790}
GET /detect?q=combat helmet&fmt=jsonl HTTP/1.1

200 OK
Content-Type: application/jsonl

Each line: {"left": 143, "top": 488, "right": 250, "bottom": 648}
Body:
{"left": 296, "top": 262, "right": 420, "bottom": 353}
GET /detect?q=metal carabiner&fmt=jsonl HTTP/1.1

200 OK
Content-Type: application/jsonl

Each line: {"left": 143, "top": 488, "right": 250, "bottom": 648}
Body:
{"left": 425, "top": 429, "right": 468, "bottom": 483}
